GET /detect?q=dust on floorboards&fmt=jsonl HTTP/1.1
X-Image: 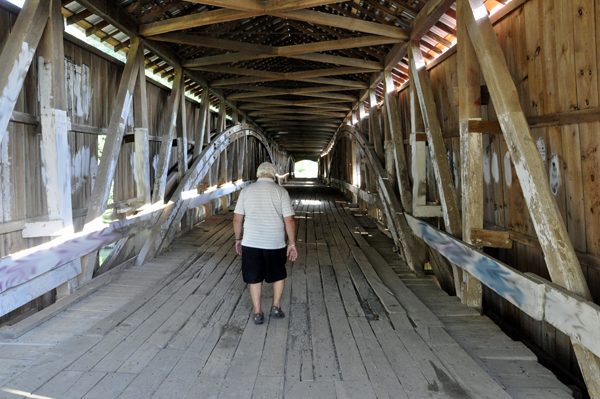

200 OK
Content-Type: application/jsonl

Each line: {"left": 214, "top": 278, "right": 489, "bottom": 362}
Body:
{"left": 0, "top": 180, "right": 572, "bottom": 399}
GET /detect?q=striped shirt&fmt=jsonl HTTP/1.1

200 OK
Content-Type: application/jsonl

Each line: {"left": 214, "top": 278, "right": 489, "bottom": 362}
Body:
{"left": 234, "top": 177, "right": 295, "bottom": 249}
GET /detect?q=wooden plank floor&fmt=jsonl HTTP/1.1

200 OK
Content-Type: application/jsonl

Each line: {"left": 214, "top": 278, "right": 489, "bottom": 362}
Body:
{"left": 0, "top": 180, "right": 572, "bottom": 399}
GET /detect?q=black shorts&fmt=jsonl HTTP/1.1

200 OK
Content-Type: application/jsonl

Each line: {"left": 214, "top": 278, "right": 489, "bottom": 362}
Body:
{"left": 241, "top": 246, "right": 287, "bottom": 284}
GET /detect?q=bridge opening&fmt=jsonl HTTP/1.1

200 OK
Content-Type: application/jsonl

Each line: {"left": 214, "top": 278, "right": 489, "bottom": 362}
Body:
{"left": 294, "top": 160, "right": 318, "bottom": 178}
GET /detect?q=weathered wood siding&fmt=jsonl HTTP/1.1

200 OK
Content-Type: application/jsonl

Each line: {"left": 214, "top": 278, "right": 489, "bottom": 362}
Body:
{"left": 390, "top": 0, "right": 600, "bottom": 378}
{"left": 0, "top": 6, "right": 227, "bottom": 323}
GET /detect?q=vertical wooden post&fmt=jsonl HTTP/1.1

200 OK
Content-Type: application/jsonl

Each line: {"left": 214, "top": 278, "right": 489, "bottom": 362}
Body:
{"left": 457, "top": 5, "right": 483, "bottom": 310}
{"left": 217, "top": 99, "right": 226, "bottom": 132}
{"left": 152, "top": 68, "right": 183, "bottom": 203}
{"left": 38, "top": 0, "right": 78, "bottom": 296}
{"left": 358, "top": 102, "right": 367, "bottom": 134}
{"left": 133, "top": 39, "right": 151, "bottom": 205}
{"left": 409, "top": 42, "right": 462, "bottom": 238}
{"left": 239, "top": 133, "right": 246, "bottom": 180}
{"left": 79, "top": 39, "right": 141, "bottom": 283}
{"left": 409, "top": 77, "right": 428, "bottom": 214}
{"left": 0, "top": 0, "right": 50, "bottom": 142}
{"left": 369, "top": 89, "right": 385, "bottom": 166}
{"left": 231, "top": 101, "right": 238, "bottom": 125}
{"left": 461, "top": 0, "right": 600, "bottom": 393}
{"left": 382, "top": 105, "right": 397, "bottom": 193}
{"left": 383, "top": 71, "right": 413, "bottom": 211}
{"left": 193, "top": 90, "right": 209, "bottom": 158}
{"left": 176, "top": 78, "right": 188, "bottom": 181}
{"left": 226, "top": 142, "right": 235, "bottom": 183}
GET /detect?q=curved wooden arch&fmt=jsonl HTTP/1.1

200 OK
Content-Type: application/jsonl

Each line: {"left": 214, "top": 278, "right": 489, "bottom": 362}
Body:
{"left": 323, "top": 126, "right": 426, "bottom": 275}
{"left": 137, "top": 124, "right": 290, "bottom": 265}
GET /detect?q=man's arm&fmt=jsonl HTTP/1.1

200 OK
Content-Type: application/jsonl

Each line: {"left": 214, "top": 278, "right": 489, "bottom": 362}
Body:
{"left": 284, "top": 215, "right": 298, "bottom": 261}
{"left": 233, "top": 213, "right": 244, "bottom": 255}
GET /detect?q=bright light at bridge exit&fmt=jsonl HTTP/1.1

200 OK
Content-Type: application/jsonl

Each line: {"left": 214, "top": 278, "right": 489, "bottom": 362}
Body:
{"left": 294, "top": 160, "right": 318, "bottom": 178}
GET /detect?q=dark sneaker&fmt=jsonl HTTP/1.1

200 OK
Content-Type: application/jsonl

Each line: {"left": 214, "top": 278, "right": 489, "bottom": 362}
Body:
{"left": 254, "top": 312, "right": 264, "bottom": 325}
{"left": 270, "top": 306, "right": 285, "bottom": 319}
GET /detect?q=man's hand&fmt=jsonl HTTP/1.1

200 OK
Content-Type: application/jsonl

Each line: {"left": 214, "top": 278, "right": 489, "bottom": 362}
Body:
{"left": 233, "top": 213, "right": 244, "bottom": 256}
{"left": 287, "top": 244, "right": 298, "bottom": 261}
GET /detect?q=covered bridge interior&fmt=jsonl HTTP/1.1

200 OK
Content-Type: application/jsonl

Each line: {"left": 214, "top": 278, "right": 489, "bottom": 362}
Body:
{"left": 1, "top": 0, "right": 600, "bottom": 397}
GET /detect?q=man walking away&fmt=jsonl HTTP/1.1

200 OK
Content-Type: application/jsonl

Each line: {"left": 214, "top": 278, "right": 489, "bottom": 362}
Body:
{"left": 233, "top": 162, "right": 298, "bottom": 324}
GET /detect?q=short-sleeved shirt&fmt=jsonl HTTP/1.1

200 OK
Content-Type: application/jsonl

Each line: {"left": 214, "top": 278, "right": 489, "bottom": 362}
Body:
{"left": 234, "top": 177, "right": 295, "bottom": 249}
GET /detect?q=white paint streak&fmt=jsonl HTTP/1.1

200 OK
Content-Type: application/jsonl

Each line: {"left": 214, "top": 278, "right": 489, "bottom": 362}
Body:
{"left": 491, "top": 151, "right": 499, "bottom": 183}
{"left": 73, "top": 64, "right": 83, "bottom": 118}
{"left": 1, "top": 133, "right": 11, "bottom": 221}
{"left": 504, "top": 152, "right": 512, "bottom": 187}
{"left": 71, "top": 146, "right": 91, "bottom": 194}
{"left": 81, "top": 64, "right": 91, "bottom": 120}
{"left": 121, "top": 91, "right": 133, "bottom": 122}
{"left": 40, "top": 140, "right": 47, "bottom": 187}
{"left": 152, "top": 154, "right": 159, "bottom": 176}
{"left": 131, "top": 152, "right": 136, "bottom": 183}
{"left": 483, "top": 148, "right": 491, "bottom": 185}
{"left": 0, "top": 42, "right": 36, "bottom": 143}
{"left": 536, "top": 137, "right": 546, "bottom": 164}
{"left": 90, "top": 155, "right": 98, "bottom": 193}
{"left": 549, "top": 154, "right": 562, "bottom": 196}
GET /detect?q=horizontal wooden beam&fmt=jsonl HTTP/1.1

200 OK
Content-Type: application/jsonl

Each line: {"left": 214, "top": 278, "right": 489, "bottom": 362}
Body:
{"left": 468, "top": 119, "right": 502, "bottom": 133}
{"left": 256, "top": 114, "right": 341, "bottom": 124}
{"left": 195, "top": 65, "right": 373, "bottom": 80}
{"left": 255, "top": 115, "right": 343, "bottom": 121}
{"left": 153, "top": 32, "right": 276, "bottom": 54}
{"left": 182, "top": 50, "right": 380, "bottom": 69}
{"left": 158, "top": 32, "right": 399, "bottom": 59}
{"left": 288, "top": 53, "right": 382, "bottom": 70}
{"left": 271, "top": 9, "right": 409, "bottom": 40}
{"left": 406, "top": 214, "right": 600, "bottom": 361}
{"left": 470, "top": 228, "right": 513, "bottom": 249}
{"left": 139, "top": 8, "right": 259, "bottom": 37}
{"left": 248, "top": 108, "right": 347, "bottom": 117}
{"left": 236, "top": 98, "right": 356, "bottom": 107}
{"left": 242, "top": 103, "right": 351, "bottom": 111}
{"left": 185, "top": 0, "right": 356, "bottom": 13}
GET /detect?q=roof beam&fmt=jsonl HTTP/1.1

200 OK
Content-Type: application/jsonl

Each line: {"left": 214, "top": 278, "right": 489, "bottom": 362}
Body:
{"left": 181, "top": 51, "right": 382, "bottom": 69}
{"left": 141, "top": 8, "right": 408, "bottom": 39}
{"left": 271, "top": 9, "right": 409, "bottom": 40}
{"left": 139, "top": 9, "right": 260, "bottom": 36}
{"left": 155, "top": 32, "right": 400, "bottom": 58}
{"left": 225, "top": 84, "right": 353, "bottom": 95}
{"left": 248, "top": 109, "right": 347, "bottom": 117}
{"left": 239, "top": 102, "right": 351, "bottom": 111}
{"left": 238, "top": 98, "right": 355, "bottom": 107}
{"left": 193, "top": 65, "right": 372, "bottom": 79}
{"left": 255, "top": 116, "right": 343, "bottom": 122}
{"left": 210, "top": 73, "right": 369, "bottom": 89}
{"left": 184, "top": 0, "right": 343, "bottom": 13}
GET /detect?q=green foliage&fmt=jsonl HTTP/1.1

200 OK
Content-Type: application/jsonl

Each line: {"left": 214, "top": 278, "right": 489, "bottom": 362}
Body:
{"left": 295, "top": 160, "right": 318, "bottom": 178}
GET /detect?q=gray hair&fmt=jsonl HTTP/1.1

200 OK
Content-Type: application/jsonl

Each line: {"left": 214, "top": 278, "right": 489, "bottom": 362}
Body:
{"left": 256, "top": 162, "right": 277, "bottom": 178}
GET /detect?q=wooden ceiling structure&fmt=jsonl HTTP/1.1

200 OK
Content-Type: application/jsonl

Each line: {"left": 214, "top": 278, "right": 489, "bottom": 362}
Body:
{"left": 60, "top": 0, "right": 466, "bottom": 161}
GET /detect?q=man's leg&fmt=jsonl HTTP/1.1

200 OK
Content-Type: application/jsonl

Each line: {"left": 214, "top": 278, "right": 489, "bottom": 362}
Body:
{"left": 273, "top": 279, "right": 285, "bottom": 308}
{"left": 250, "top": 282, "right": 262, "bottom": 314}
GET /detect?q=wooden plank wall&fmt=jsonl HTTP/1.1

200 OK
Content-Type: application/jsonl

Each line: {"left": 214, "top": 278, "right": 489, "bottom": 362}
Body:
{"left": 0, "top": 6, "right": 226, "bottom": 323}
{"left": 391, "top": 0, "right": 600, "bottom": 379}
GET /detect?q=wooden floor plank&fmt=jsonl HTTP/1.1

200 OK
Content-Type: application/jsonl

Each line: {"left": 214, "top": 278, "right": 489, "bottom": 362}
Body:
{"left": 320, "top": 262, "right": 368, "bottom": 381}
{"left": 0, "top": 183, "right": 573, "bottom": 399}
{"left": 305, "top": 244, "right": 339, "bottom": 382}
